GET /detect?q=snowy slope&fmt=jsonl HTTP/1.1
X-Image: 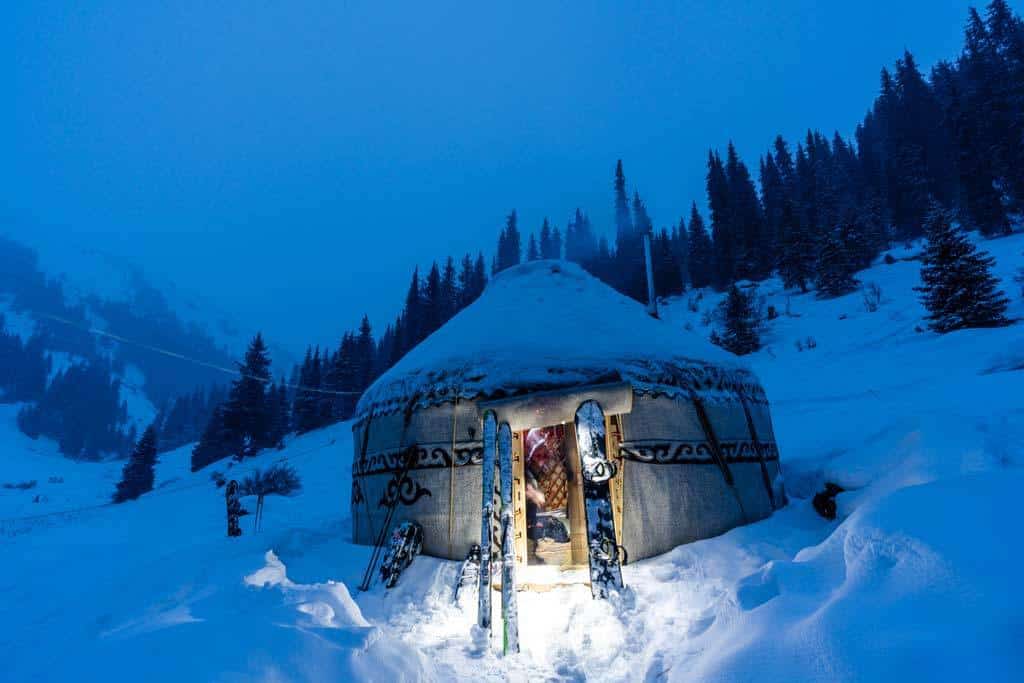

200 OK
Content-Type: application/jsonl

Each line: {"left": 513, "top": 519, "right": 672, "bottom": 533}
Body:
{"left": 2, "top": 233, "right": 1023, "bottom": 682}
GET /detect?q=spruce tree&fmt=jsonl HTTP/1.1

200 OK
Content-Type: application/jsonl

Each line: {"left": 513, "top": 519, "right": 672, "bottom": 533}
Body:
{"left": 706, "top": 150, "right": 733, "bottom": 288}
{"left": 113, "top": 424, "right": 158, "bottom": 502}
{"left": 422, "top": 261, "right": 443, "bottom": 336}
{"left": 915, "top": 205, "right": 1009, "bottom": 332}
{"left": 401, "top": 267, "right": 422, "bottom": 351}
{"left": 711, "top": 285, "right": 761, "bottom": 355}
{"left": 687, "top": 202, "right": 714, "bottom": 289}
{"left": 565, "top": 208, "right": 596, "bottom": 263}
{"left": 223, "top": 333, "right": 273, "bottom": 456}
{"left": 527, "top": 232, "right": 540, "bottom": 261}
{"left": 496, "top": 211, "right": 521, "bottom": 271}
{"left": 725, "top": 142, "right": 769, "bottom": 280}
{"left": 815, "top": 229, "right": 860, "bottom": 298}
{"left": 439, "top": 257, "right": 458, "bottom": 324}
{"left": 539, "top": 218, "right": 553, "bottom": 259}
{"left": 614, "top": 160, "right": 633, "bottom": 248}
{"left": 672, "top": 217, "right": 690, "bottom": 288}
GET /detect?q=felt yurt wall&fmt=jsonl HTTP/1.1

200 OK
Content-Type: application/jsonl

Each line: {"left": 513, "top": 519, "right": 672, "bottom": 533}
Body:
{"left": 616, "top": 393, "right": 779, "bottom": 561}
{"left": 351, "top": 400, "right": 484, "bottom": 560}
{"left": 351, "top": 387, "right": 781, "bottom": 563}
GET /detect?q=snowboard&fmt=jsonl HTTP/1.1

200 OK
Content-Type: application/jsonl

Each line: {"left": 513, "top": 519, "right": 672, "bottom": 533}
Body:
{"left": 574, "top": 400, "right": 625, "bottom": 599}
{"left": 454, "top": 543, "right": 481, "bottom": 604}
{"left": 225, "top": 480, "right": 242, "bottom": 538}
{"left": 498, "top": 421, "right": 520, "bottom": 654}
{"left": 477, "top": 412, "right": 497, "bottom": 632}
{"left": 379, "top": 520, "right": 424, "bottom": 589}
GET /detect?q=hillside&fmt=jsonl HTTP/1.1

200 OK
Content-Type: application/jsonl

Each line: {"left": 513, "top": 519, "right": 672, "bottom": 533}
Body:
{"left": 1, "top": 232, "right": 1022, "bottom": 681}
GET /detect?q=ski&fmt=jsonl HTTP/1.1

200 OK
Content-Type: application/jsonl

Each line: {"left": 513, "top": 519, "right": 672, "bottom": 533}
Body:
{"left": 574, "top": 400, "right": 625, "bottom": 599}
{"left": 454, "top": 543, "right": 481, "bottom": 604}
{"left": 379, "top": 521, "right": 424, "bottom": 589}
{"left": 498, "top": 421, "right": 520, "bottom": 654}
{"left": 477, "top": 411, "right": 497, "bottom": 633}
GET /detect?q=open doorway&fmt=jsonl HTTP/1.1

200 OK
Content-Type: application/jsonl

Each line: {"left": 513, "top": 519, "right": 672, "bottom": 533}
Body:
{"left": 523, "top": 425, "right": 586, "bottom": 568}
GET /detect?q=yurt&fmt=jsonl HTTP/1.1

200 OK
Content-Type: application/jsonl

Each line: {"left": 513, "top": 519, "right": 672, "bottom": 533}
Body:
{"left": 351, "top": 260, "right": 783, "bottom": 585}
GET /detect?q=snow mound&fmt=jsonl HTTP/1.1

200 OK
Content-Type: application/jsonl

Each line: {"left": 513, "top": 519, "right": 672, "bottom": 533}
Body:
{"left": 358, "top": 259, "right": 758, "bottom": 418}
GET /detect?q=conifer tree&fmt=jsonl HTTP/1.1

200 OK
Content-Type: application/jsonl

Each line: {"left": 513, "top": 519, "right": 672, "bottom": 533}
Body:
{"left": 113, "top": 424, "right": 158, "bottom": 502}
{"left": 439, "top": 257, "right": 458, "bottom": 324}
{"left": 221, "top": 333, "right": 273, "bottom": 457}
{"left": 526, "top": 233, "right": 540, "bottom": 261}
{"left": 539, "top": 218, "right": 553, "bottom": 259}
{"left": 356, "top": 315, "right": 375, "bottom": 387}
{"left": 422, "top": 261, "right": 443, "bottom": 336}
{"left": 191, "top": 405, "right": 233, "bottom": 471}
{"left": 496, "top": 211, "right": 521, "bottom": 271}
{"left": 472, "top": 252, "right": 487, "bottom": 299}
{"left": 457, "top": 254, "right": 475, "bottom": 307}
{"left": 672, "top": 217, "right": 689, "bottom": 288}
{"left": 706, "top": 150, "right": 733, "bottom": 288}
{"left": 725, "top": 142, "right": 769, "bottom": 279}
{"left": 565, "top": 209, "right": 596, "bottom": 263}
{"left": 687, "top": 202, "right": 714, "bottom": 289}
{"left": 401, "top": 267, "right": 422, "bottom": 351}
{"left": 550, "top": 226, "right": 562, "bottom": 260}
{"left": 814, "top": 230, "right": 859, "bottom": 298}
{"left": 711, "top": 285, "right": 761, "bottom": 355}
{"left": 614, "top": 160, "right": 633, "bottom": 247}
{"left": 915, "top": 205, "right": 1009, "bottom": 332}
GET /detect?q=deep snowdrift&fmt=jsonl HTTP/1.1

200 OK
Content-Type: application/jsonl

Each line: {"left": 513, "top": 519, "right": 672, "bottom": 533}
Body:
{"left": 2, "top": 232, "right": 1022, "bottom": 681}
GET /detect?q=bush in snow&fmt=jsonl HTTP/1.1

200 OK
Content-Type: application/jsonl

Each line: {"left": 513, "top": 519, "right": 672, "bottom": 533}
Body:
{"left": 113, "top": 425, "right": 158, "bottom": 503}
{"left": 239, "top": 463, "right": 302, "bottom": 531}
{"left": 239, "top": 463, "right": 302, "bottom": 500}
{"left": 710, "top": 284, "right": 763, "bottom": 355}
{"left": 862, "top": 282, "right": 883, "bottom": 312}
{"left": 914, "top": 205, "right": 1009, "bottom": 333}
{"left": 794, "top": 336, "right": 817, "bottom": 352}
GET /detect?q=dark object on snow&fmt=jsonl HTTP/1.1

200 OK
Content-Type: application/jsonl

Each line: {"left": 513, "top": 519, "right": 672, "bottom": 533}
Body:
{"left": 226, "top": 479, "right": 243, "bottom": 537}
{"left": 812, "top": 482, "right": 844, "bottom": 520}
{"left": 453, "top": 543, "right": 481, "bottom": 603}
{"left": 380, "top": 520, "right": 424, "bottom": 589}
{"left": 884, "top": 253, "right": 897, "bottom": 265}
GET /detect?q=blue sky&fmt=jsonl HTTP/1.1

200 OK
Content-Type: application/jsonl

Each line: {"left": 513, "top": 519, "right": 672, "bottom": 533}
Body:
{"left": 2, "top": 1, "right": 993, "bottom": 352}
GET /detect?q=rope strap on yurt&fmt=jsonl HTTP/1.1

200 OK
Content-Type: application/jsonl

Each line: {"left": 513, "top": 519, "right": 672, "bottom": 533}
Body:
{"left": 736, "top": 392, "right": 777, "bottom": 510}
{"left": 356, "top": 412, "right": 377, "bottom": 541}
{"left": 359, "top": 400, "right": 417, "bottom": 592}
{"left": 687, "top": 390, "right": 749, "bottom": 522}
{"left": 446, "top": 394, "right": 459, "bottom": 559}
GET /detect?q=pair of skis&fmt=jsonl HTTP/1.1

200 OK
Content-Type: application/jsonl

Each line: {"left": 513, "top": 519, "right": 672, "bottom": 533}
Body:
{"left": 476, "top": 413, "right": 518, "bottom": 654}
{"left": 475, "top": 400, "right": 625, "bottom": 656}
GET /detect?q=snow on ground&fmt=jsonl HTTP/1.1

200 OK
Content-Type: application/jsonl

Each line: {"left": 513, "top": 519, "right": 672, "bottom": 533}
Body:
{"left": 2, "top": 232, "right": 1023, "bottom": 681}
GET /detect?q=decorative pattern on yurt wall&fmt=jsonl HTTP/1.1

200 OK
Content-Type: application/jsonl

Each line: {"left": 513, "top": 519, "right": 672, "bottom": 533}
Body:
{"left": 617, "top": 393, "right": 780, "bottom": 561}
{"left": 351, "top": 401, "right": 485, "bottom": 560}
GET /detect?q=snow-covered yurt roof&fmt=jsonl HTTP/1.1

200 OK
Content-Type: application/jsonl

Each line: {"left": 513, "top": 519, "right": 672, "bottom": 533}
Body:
{"left": 356, "top": 260, "right": 765, "bottom": 419}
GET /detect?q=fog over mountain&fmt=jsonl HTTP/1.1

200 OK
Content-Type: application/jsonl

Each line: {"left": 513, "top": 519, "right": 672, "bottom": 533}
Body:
{"left": 3, "top": 1, "right": 972, "bottom": 351}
